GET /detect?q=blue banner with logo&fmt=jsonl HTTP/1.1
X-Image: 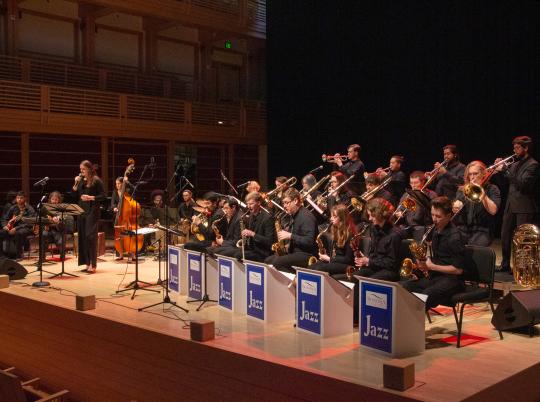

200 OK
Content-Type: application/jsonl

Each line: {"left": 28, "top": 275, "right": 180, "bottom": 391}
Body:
{"left": 246, "top": 262, "right": 265, "bottom": 320}
{"left": 296, "top": 271, "right": 322, "bottom": 334}
{"left": 218, "top": 257, "right": 233, "bottom": 310}
{"left": 360, "top": 282, "right": 394, "bottom": 353}
{"left": 187, "top": 252, "right": 202, "bottom": 300}
{"left": 168, "top": 246, "right": 179, "bottom": 292}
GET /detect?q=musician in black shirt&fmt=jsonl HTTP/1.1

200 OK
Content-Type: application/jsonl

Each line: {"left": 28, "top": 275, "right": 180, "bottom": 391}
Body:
{"left": 355, "top": 198, "right": 401, "bottom": 281}
{"left": 335, "top": 143, "right": 366, "bottom": 194}
{"left": 310, "top": 204, "right": 356, "bottom": 275}
{"left": 207, "top": 198, "right": 242, "bottom": 256}
{"left": 453, "top": 161, "right": 501, "bottom": 247}
{"left": 431, "top": 144, "right": 466, "bottom": 199}
{"left": 402, "top": 196, "right": 467, "bottom": 310}
{"left": 496, "top": 136, "right": 540, "bottom": 272}
{"left": 0, "top": 191, "right": 35, "bottom": 259}
{"left": 41, "top": 191, "right": 74, "bottom": 260}
{"left": 178, "top": 189, "right": 195, "bottom": 220}
{"left": 265, "top": 188, "right": 318, "bottom": 272}
{"left": 72, "top": 160, "right": 106, "bottom": 272}
{"left": 377, "top": 155, "right": 407, "bottom": 206}
{"left": 183, "top": 193, "right": 224, "bottom": 253}
{"left": 232, "top": 192, "right": 275, "bottom": 262}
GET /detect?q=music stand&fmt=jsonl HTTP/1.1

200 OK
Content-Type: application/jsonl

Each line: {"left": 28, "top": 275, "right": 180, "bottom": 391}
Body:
{"left": 139, "top": 225, "right": 188, "bottom": 313}
{"left": 43, "top": 203, "right": 84, "bottom": 278}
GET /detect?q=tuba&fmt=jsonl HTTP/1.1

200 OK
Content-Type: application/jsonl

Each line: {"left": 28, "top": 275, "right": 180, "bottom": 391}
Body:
{"left": 512, "top": 224, "right": 540, "bottom": 288}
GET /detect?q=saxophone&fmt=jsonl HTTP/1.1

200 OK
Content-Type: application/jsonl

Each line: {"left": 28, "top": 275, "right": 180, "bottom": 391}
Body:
{"left": 236, "top": 211, "right": 250, "bottom": 248}
{"left": 308, "top": 224, "right": 331, "bottom": 265}
{"left": 345, "top": 223, "right": 370, "bottom": 279}
{"left": 271, "top": 219, "right": 289, "bottom": 256}
{"left": 211, "top": 214, "right": 226, "bottom": 243}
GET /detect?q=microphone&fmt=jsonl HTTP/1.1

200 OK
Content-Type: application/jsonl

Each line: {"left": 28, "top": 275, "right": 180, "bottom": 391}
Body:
{"left": 33, "top": 177, "right": 49, "bottom": 187}
{"left": 237, "top": 181, "right": 250, "bottom": 188}
{"left": 220, "top": 170, "right": 226, "bottom": 180}
{"left": 182, "top": 176, "right": 194, "bottom": 188}
{"left": 309, "top": 165, "right": 324, "bottom": 174}
{"left": 150, "top": 156, "right": 156, "bottom": 169}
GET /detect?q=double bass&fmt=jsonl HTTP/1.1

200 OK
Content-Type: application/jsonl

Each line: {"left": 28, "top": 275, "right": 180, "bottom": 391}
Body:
{"left": 114, "top": 158, "right": 143, "bottom": 256}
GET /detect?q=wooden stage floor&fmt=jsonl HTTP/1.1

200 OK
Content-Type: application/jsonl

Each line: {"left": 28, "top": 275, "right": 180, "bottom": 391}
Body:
{"left": 0, "top": 252, "right": 539, "bottom": 402}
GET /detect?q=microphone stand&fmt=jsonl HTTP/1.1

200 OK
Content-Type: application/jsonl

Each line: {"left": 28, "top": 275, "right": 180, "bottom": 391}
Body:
{"left": 32, "top": 188, "right": 52, "bottom": 287}
{"left": 139, "top": 163, "right": 188, "bottom": 313}
{"left": 220, "top": 169, "right": 239, "bottom": 196}
{"left": 116, "top": 162, "right": 159, "bottom": 299}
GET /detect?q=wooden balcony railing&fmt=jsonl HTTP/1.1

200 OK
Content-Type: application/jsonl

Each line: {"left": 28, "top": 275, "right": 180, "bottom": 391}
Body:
{"left": 0, "top": 80, "right": 266, "bottom": 144}
{"left": 0, "top": 55, "right": 194, "bottom": 100}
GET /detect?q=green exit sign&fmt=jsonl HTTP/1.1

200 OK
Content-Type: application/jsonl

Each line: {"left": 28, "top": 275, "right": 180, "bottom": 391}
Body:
{"left": 225, "top": 40, "right": 232, "bottom": 49}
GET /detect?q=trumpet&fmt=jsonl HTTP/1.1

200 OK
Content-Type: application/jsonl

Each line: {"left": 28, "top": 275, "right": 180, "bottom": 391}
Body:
{"left": 363, "top": 166, "right": 391, "bottom": 179}
{"left": 322, "top": 153, "right": 348, "bottom": 163}
{"left": 463, "top": 154, "right": 518, "bottom": 203}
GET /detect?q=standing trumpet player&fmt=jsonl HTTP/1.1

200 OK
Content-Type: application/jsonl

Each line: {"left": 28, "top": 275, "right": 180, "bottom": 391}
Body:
{"left": 496, "top": 136, "right": 540, "bottom": 273}
{"left": 333, "top": 144, "right": 366, "bottom": 194}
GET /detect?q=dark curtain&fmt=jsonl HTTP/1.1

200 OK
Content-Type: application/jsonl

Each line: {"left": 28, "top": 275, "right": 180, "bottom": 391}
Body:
{"left": 267, "top": 0, "right": 539, "bottom": 178}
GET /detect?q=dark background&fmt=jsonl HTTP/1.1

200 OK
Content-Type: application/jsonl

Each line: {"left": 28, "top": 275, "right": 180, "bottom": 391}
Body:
{"left": 267, "top": 0, "right": 539, "bottom": 180}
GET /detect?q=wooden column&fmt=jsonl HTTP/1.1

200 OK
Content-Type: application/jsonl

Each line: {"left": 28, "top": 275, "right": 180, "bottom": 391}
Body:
{"left": 21, "top": 133, "right": 29, "bottom": 197}
{"left": 142, "top": 19, "right": 157, "bottom": 74}
{"left": 228, "top": 144, "right": 234, "bottom": 185}
{"left": 258, "top": 145, "right": 267, "bottom": 190}
{"left": 5, "top": 0, "right": 18, "bottom": 55}
{"left": 167, "top": 140, "right": 175, "bottom": 197}
{"left": 79, "top": 6, "right": 96, "bottom": 65}
{"left": 101, "top": 137, "right": 109, "bottom": 192}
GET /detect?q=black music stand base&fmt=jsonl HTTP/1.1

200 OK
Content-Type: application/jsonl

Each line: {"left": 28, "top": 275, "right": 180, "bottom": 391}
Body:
{"left": 139, "top": 294, "right": 189, "bottom": 313}
{"left": 32, "top": 280, "right": 50, "bottom": 288}
{"left": 186, "top": 294, "right": 217, "bottom": 312}
{"left": 116, "top": 279, "right": 160, "bottom": 300}
{"left": 49, "top": 270, "right": 78, "bottom": 279}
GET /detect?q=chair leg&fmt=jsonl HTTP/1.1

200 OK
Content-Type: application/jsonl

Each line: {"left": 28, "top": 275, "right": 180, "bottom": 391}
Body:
{"left": 456, "top": 304, "right": 466, "bottom": 348}
{"left": 426, "top": 310, "right": 432, "bottom": 323}
{"left": 488, "top": 301, "right": 503, "bottom": 340}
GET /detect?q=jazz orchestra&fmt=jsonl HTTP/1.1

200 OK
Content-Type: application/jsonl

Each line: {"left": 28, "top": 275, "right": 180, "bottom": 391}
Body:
{"left": 1, "top": 136, "right": 538, "bottom": 313}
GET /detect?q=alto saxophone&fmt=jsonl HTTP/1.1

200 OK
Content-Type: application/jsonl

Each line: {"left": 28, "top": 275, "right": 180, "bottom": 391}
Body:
{"left": 308, "top": 224, "right": 331, "bottom": 265}
{"left": 211, "top": 214, "right": 226, "bottom": 244}
{"left": 271, "top": 219, "right": 288, "bottom": 256}
{"left": 345, "top": 223, "right": 370, "bottom": 280}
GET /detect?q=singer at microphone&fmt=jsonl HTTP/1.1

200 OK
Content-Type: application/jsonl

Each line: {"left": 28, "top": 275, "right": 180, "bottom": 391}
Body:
{"left": 33, "top": 176, "right": 49, "bottom": 187}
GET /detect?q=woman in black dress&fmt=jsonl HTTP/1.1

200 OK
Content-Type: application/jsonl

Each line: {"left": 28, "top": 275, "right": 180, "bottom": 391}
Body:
{"left": 72, "top": 160, "right": 105, "bottom": 273}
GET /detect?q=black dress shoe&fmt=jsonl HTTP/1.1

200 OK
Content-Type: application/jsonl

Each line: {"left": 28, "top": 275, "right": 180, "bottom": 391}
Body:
{"left": 497, "top": 265, "right": 510, "bottom": 272}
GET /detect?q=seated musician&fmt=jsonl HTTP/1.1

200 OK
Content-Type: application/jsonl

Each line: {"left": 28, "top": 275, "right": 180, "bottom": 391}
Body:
{"left": 394, "top": 171, "right": 437, "bottom": 240}
{"left": 178, "top": 189, "right": 195, "bottom": 220}
{"left": 2, "top": 190, "right": 17, "bottom": 218}
{"left": 377, "top": 155, "right": 407, "bottom": 206}
{"left": 183, "top": 192, "right": 224, "bottom": 253}
{"left": 326, "top": 171, "right": 355, "bottom": 212}
{"left": 41, "top": 191, "right": 74, "bottom": 259}
{"left": 354, "top": 197, "right": 402, "bottom": 281}
{"left": 246, "top": 181, "right": 261, "bottom": 194}
{"left": 309, "top": 204, "right": 356, "bottom": 275}
{"left": 265, "top": 188, "right": 318, "bottom": 272}
{"left": 452, "top": 161, "right": 501, "bottom": 246}
{"left": 402, "top": 196, "right": 466, "bottom": 310}
{"left": 141, "top": 190, "right": 177, "bottom": 226}
{"left": 0, "top": 191, "right": 36, "bottom": 259}
{"left": 231, "top": 192, "right": 275, "bottom": 262}
{"left": 207, "top": 198, "right": 242, "bottom": 257}
{"left": 364, "top": 173, "right": 394, "bottom": 206}
{"left": 301, "top": 174, "right": 321, "bottom": 199}
{"left": 266, "top": 176, "right": 289, "bottom": 215}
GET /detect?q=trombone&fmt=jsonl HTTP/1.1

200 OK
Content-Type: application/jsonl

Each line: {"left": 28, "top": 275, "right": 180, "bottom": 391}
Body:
{"left": 347, "top": 174, "right": 392, "bottom": 212}
{"left": 463, "top": 154, "right": 518, "bottom": 203}
{"left": 321, "top": 153, "right": 348, "bottom": 163}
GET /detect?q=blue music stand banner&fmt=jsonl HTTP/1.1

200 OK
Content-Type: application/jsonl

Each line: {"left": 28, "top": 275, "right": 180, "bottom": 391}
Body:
{"left": 187, "top": 251, "right": 202, "bottom": 300}
{"left": 168, "top": 247, "right": 179, "bottom": 293}
{"left": 246, "top": 262, "right": 265, "bottom": 320}
{"left": 360, "top": 281, "right": 394, "bottom": 354}
{"left": 296, "top": 271, "right": 322, "bottom": 334}
{"left": 218, "top": 257, "right": 233, "bottom": 310}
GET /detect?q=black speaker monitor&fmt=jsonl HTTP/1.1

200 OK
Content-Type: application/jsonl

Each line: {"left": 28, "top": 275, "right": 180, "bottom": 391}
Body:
{"left": 492, "top": 290, "right": 540, "bottom": 334}
{"left": 0, "top": 258, "right": 28, "bottom": 280}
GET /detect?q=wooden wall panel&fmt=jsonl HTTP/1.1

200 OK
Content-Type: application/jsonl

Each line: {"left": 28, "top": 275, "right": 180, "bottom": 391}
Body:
{"left": 233, "top": 144, "right": 259, "bottom": 190}
{"left": 28, "top": 134, "right": 101, "bottom": 204}
{"left": 0, "top": 133, "right": 22, "bottom": 196}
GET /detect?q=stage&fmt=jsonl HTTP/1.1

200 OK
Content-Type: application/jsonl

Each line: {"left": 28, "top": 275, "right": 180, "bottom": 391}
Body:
{"left": 0, "top": 251, "right": 539, "bottom": 402}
